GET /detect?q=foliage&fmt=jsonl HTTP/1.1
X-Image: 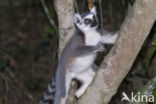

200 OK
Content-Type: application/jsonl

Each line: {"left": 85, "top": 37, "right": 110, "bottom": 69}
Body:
{"left": 121, "top": 0, "right": 135, "bottom": 5}
{"left": 0, "top": 43, "right": 28, "bottom": 71}
{"left": 131, "top": 77, "right": 156, "bottom": 104}
{"left": 145, "top": 35, "right": 156, "bottom": 73}
{"left": 34, "top": 26, "right": 58, "bottom": 59}
{"left": 152, "top": 88, "right": 156, "bottom": 104}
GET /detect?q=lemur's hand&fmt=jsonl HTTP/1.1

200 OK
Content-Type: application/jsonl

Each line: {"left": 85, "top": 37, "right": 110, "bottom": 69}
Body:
{"left": 96, "top": 42, "right": 105, "bottom": 52}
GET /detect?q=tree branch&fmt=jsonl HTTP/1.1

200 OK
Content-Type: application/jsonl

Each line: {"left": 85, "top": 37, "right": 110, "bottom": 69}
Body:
{"left": 78, "top": 0, "right": 156, "bottom": 104}
{"left": 40, "top": 0, "right": 57, "bottom": 29}
{"left": 99, "top": 0, "right": 105, "bottom": 34}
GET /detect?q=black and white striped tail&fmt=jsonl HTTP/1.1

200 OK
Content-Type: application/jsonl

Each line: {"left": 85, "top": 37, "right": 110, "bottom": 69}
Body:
{"left": 39, "top": 76, "right": 56, "bottom": 104}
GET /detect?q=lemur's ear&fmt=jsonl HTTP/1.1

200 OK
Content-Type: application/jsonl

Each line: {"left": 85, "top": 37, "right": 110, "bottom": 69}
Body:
{"left": 74, "top": 13, "right": 82, "bottom": 24}
{"left": 90, "top": 6, "right": 97, "bottom": 15}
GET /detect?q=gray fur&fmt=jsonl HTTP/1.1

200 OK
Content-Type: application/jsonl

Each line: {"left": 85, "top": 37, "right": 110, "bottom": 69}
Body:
{"left": 39, "top": 6, "right": 119, "bottom": 104}
{"left": 54, "top": 28, "right": 103, "bottom": 104}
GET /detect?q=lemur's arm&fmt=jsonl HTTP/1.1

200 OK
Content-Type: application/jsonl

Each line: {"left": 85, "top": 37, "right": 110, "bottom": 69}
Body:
{"left": 100, "top": 30, "right": 119, "bottom": 44}
{"left": 74, "top": 44, "right": 104, "bottom": 57}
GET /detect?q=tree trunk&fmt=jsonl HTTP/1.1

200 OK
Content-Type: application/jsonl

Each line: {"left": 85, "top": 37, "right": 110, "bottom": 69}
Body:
{"left": 54, "top": 0, "right": 75, "bottom": 57}
{"left": 78, "top": 0, "right": 156, "bottom": 104}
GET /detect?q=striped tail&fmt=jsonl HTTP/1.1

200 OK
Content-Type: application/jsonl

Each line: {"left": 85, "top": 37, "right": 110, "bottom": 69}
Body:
{"left": 39, "top": 76, "right": 56, "bottom": 104}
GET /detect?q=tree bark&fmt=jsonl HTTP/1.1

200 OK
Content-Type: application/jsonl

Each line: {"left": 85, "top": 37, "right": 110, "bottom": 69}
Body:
{"left": 78, "top": 0, "right": 156, "bottom": 104}
{"left": 54, "top": 0, "right": 75, "bottom": 56}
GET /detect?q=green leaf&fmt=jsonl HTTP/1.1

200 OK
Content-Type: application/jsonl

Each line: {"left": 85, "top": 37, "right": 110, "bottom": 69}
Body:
{"left": 121, "top": 0, "right": 125, "bottom": 5}
{"left": 130, "top": 0, "right": 135, "bottom": 5}
{"left": 131, "top": 77, "right": 156, "bottom": 104}
{"left": 152, "top": 88, "right": 156, "bottom": 104}
{"left": 136, "top": 68, "right": 146, "bottom": 76}
{"left": 49, "top": 5, "right": 55, "bottom": 18}
{"left": 45, "top": 26, "right": 54, "bottom": 35}
{"left": 152, "top": 41, "right": 156, "bottom": 46}
{"left": 145, "top": 46, "right": 156, "bottom": 72}
{"left": 45, "top": 26, "right": 59, "bottom": 39}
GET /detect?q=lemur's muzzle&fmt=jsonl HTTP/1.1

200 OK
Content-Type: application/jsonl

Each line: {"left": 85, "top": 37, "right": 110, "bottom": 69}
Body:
{"left": 91, "top": 21, "right": 97, "bottom": 27}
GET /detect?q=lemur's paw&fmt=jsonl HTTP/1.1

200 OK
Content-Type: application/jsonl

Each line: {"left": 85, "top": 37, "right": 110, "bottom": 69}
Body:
{"left": 96, "top": 42, "right": 105, "bottom": 52}
{"left": 75, "top": 91, "right": 83, "bottom": 98}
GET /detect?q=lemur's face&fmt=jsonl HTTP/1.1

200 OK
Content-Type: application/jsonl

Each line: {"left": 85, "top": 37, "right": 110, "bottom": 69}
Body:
{"left": 74, "top": 6, "right": 98, "bottom": 32}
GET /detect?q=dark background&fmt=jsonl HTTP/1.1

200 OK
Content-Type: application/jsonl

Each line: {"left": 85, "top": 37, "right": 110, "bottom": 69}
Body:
{"left": 0, "top": 0, "right": 155, "bottom": 104}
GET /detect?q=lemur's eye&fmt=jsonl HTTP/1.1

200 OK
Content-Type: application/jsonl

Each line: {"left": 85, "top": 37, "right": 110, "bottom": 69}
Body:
{"left": 85, "top": 19, "right": 91, "bottom": 24}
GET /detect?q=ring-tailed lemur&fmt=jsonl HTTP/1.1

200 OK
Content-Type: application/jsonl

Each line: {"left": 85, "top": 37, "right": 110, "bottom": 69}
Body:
{"left": 39, "top": 6, "right": 119, "bottom": 104}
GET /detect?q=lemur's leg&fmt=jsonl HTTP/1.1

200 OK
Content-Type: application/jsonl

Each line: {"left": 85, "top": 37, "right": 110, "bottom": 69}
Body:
{"left": 101, "top": 31, "right": 119, "bottom": 44}
{"left": 54, "top": 68, "right": 72, "bottom": 104}
{"left": 65, "top": 72, "right": 72, "bottom": 97}
{"left": 74, "top": 44, "right": 105, "bottom": 57}
{"left": 75, "top": 64, "right": 98, "bottom": 98}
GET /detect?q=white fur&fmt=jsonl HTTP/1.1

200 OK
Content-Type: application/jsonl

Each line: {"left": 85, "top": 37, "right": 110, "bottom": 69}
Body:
{"left": 71, "top": 54, "right": 96, "bottom": 74}
{"left": 65, "top": 72, "right": 72, "bottom": 97}
{"left": 84, "top": 30, "right": 101, "bottom": 45}
{"left": 90, "top": 6, "right": 97, "bottom": 15}
{"left": 74, "top": 6, "right": 98, "bottom": 32}
{"left": 75, "top": 67, "right": 96, "bottom": 97}
{"left": 65, "top": 54, "right": 96, "bottom": 98}
{"left": 43, "top": 93, "right": 54, "bottom": 100}
{"left": 85, "top": 14, "right": 93, "bottom": 19}
{"left": 48, "top": 84, "right": 55, "bottom": 92}
{"left": 101, "top": 32, "right": 118, "bottom": 44}
{"left": 74, "top": 13, "right": 82, "bottom": 23}
{"left": 67, "top": 5, "right": 118, "bottom": 100}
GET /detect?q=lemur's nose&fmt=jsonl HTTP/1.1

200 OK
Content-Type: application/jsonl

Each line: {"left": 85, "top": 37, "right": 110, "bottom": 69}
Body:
{"left": 91, "top": 21, "right": 97, "bottom": 27}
